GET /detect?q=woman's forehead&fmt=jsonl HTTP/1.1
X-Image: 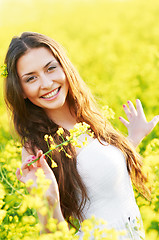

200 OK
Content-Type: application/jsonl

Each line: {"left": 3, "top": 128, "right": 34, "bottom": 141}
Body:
{"left": 20, "top": 47, "right": 56, "bottom": 63}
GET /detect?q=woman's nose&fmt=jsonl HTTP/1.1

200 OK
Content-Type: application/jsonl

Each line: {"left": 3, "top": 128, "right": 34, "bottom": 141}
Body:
{"left": 40, "top": 73, "right": 53, "bottom": 89}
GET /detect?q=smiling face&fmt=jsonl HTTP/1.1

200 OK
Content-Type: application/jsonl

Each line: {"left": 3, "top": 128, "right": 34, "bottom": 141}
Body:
{"left": 17, "top": 47, "right": 69, "bottom": 114}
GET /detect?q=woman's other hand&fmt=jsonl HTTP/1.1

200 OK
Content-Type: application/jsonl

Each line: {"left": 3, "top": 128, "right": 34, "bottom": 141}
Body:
{"left": 16, "top": 150, "right": 60, "bottom": 205}
{"left": 16, "top": 149, "right": 65, "bottom": 224}
{"left": 119, "top": 99, "right": 159, "bottom": 147}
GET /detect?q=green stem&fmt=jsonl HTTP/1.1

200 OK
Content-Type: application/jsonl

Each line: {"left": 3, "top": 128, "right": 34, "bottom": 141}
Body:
{"left": 0, "top": 166, "right": 24, "bottom": 196}
{"left": 27, "top": 132, "right": 83, "bottom": 166}
{"left": 27, "top": 139, "right": 69, "bottom": 166}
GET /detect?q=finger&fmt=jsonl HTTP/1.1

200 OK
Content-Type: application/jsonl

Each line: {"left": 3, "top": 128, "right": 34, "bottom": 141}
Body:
{"left": 21, "top": 157, "right": 34, "bottom": 170}
{"left": 40, "top": 154, "right": 52, "bottom": 173}
{"left": 127, "top": 100, "right": 137, "bottom": 116}
{"left": 123, "top": 104, "right": 132, "bottom": 121}
{"left": 136, "top": 99, "right": 145, "bottom": 117}
{"left": 36, "top": 150, "right": 43, "bottom": 158}
{"left": 149, "top": 115, "right": 159, "bottom": 129}
{"left": 33, "top": 150, "right": 43, "bottom": 167}
{"left": 36, "top": 159, "right": 41, "bottom": 167}
{"left": 119, "top": 117, "right": 129, "bottom": 128}
{"left": 16, "top": 168, "right": 24, "bottom": 183}
{"left": 21, "top": 158, "right": 35, "bottom": 175}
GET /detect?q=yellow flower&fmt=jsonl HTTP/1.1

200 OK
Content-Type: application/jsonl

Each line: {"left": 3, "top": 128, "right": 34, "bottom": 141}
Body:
{"left": 49, "top": 135, "right": 53, "bottom": 141}
{"left": 22, "top": 215, "right": 36, "bottom": 224}
{"left": 36, "top": 168, "right": 46, "bottom": 177}
{"left": 70, "top": 137, "right": 78, "bottom": 146}
{"left": 0, "top": 210, "right": 6, "bottom": 224}
{"left": 58, "top": 221, "right": 69, "bottom": 232}
{"left": 101, "top": 105, "right": 115, "bottom": 119}
{"left": 59, "top": 146, "right": 64, "bottom": 152}
{"left": 44, "top": 134, "right": 49, "bottom": 142}
{"left": 0, "top": 183, "right": 6, "bottom": 199}
{"left": 56, "top": 127, "right": 64, "bottom": 136}
{"left": 0, "top": 64, "right": 8, "bottom": 77}
{"left": 17, "top": 201, "right": 27, "bottom": 214}
{"left": 38, "top": 206, "right": 48, "bottom": 216}
{"left": 89, "top": 132, "right": 94, "bottom": 138}
{"left": 66, "top": 136, "right": 71, "bottom": 141}
{"left": 51, "top": 160, "right": 58, "bottom": 168}
{"left": 46, "top": 217, "right": 57, "bottom": 232}
{"left": 9, "top": 216, "right": 13, "bottom": 222}
{"left": 65, "top": 153, "right": 72, "bottom": 159}
{"left": 26, "top": 179, "right": 34, "bottom": 188}
{"left": 50, "top": 144, "right": 56, "bottom": 150}
{"left": 0, "top": 200, "right": 5, "bottom": 209}
{"left": 14, "top": 215, "right": 19, "bottom": 222}
{"left": 63, "top": 141, "right": 69, "bottom": 146}
{"left": 83, "top": 137, "right": 88, "bottom": 147}
{"left": 4, "top": 204, "right": 9, "bottom": 210}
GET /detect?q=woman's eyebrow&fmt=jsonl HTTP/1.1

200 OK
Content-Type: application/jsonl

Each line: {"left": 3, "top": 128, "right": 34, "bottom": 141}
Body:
{"left": 22, "top": 71, "right": 36, "bottom": 78}
{"left": 44, "top": 60, "right": 57, "bottom": 68}
{"left": 21, "top": 60, "right": 57, "bottom": 78}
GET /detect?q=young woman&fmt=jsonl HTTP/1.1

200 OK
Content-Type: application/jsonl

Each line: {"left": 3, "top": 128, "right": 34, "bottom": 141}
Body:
{"left": 4, "top": 32, "right": 159, "bottom": 239}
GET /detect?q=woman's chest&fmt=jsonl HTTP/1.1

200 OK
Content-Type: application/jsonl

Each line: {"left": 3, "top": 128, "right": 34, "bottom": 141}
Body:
{"left": 77, "top": 139, "right": 130, "bottom": 196}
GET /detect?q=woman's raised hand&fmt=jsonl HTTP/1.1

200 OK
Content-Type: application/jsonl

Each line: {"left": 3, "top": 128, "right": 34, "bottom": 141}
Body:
{"left": 119, "top": 99, "right": 159, "bottom": 147}
{"left": 16, "top": 150, "right": 60, "bottom": 205}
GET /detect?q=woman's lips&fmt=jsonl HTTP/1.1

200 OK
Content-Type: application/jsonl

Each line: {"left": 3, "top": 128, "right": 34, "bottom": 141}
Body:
{"left": 41, "top": 87, "right": 61, "bottom": 100}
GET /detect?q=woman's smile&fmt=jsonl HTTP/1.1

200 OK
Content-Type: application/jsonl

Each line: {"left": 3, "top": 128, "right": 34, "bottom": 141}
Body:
{"left": 40, "top": 87, "right": 61, "bottom": 100}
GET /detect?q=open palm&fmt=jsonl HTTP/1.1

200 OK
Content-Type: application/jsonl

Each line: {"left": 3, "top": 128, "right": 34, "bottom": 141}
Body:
{"left": 119, "top": 99, "right": 159, "bottom": 147}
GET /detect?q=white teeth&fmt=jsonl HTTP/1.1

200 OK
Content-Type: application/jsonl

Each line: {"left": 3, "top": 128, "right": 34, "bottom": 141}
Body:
{"left": 42, "top": 88, "right": 59, "bottom": 99}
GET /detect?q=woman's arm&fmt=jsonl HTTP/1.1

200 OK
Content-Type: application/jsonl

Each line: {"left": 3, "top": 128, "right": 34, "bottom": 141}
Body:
{"left": 16, "top": 147, "right": 65, "bottom": 232}
{"left": 119, "top": 99, "right": 159, "bottom": 147}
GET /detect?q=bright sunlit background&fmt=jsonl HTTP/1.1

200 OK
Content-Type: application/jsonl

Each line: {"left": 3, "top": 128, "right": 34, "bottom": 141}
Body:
{"left": 0, "top": 0, "right": 159, "bottom": 239}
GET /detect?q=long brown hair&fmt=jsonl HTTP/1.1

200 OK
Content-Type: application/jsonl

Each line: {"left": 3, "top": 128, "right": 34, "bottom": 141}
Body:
{"left": 4, "top": 32, "right": 151, "bottom": 224}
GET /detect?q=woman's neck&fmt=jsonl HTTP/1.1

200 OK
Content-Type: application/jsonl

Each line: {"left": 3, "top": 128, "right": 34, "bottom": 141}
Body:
{"left": 45, "top": 101, "right": 77, "bottom": 131}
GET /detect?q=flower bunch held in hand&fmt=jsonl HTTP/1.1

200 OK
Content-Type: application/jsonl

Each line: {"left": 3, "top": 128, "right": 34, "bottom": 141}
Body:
{"left": 27, "top": 122, "right": 94, "bottom": 167}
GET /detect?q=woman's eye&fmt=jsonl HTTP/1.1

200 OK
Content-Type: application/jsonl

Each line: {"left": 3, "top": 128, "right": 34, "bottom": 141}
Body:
{"left": 48, "top": 66, "right": 56, "bottom": 71}
{"left": 26, "top": 76, "right": 36, "bottom": 82}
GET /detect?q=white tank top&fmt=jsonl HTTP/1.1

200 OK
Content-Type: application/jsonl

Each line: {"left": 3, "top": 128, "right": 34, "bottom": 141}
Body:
{"left": 76, "top": 138, "right": 145, "bottom": 240}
